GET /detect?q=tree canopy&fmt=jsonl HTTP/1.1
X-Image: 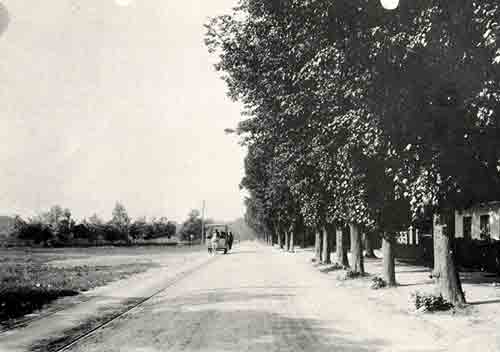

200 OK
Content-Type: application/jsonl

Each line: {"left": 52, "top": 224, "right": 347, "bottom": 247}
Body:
{"left": 206, "top": 0, "right": 500, "bottom": 233}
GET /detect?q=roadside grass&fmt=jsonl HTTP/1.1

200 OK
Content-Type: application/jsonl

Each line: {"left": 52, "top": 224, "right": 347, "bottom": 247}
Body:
{"left": 0, "top": 248, "right": 158, "bottom": 324}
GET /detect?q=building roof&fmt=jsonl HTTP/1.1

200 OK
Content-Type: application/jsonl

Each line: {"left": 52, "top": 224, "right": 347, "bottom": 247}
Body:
{"left": 458, "top": 200, "right": 500, "bottom": 212}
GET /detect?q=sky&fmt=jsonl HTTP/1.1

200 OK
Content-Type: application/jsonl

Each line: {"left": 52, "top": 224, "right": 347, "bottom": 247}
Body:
{"left": 0, "top": 0, "right": 247, "bottom": 223}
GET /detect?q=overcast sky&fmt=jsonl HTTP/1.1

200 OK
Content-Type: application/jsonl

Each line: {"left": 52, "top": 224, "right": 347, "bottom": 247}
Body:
{"left": 0, "top": 0, "right": 246, "bottom": 223}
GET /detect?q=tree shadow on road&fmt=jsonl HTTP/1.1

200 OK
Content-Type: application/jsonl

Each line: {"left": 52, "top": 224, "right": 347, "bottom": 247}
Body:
{"left": 225, "top": 250, "right": 259, "bottom": 255}
{"left": 28, "top": 290, "right": 411, "bottom": 352}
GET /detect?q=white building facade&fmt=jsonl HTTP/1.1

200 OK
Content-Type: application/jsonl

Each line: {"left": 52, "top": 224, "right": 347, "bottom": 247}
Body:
{"left": 455, "top": 202, "right": 500, "bottom": 240}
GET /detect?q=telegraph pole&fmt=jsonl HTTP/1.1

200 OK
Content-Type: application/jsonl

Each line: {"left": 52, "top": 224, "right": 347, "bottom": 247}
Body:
{"left": 0, "top": 3, "right": 9, "bottom": 36}
{"left": 201, "top": 200, "right": 206, "bottom": 244}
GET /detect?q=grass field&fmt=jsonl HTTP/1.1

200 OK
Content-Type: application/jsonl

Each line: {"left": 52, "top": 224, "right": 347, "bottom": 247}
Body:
{"left": 0, "top": 245, "right": 201, "bottom": 324}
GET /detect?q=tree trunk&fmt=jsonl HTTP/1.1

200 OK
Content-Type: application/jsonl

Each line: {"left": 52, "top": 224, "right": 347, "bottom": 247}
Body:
{"left": 382, "top": 234, "right": 396, "bottom": 286}
{"left": 349, "top": 223, "right": 364, "bottom": 274}
{"left": 311, "top": 227, "right": 317, "bottom": 248}
{"left": 432, "top": 215, "right": 442, "bottom": 277}
{"left": 364, "top": 232, "right": 377, "bottom": 258}
{"left": 321, "top": 227, "right": 331, "bottom": 264}
{"left": 293, "top": 218, "right": 304, "bottom": 249}
{"left": 434, "top": 211, "right": 466, "bottom": 305}
{"left": 285, "top": 230, "right": 290, "bottom": 251}
{"left": 290, "top": 230, "right": 294, "bottom": 252}
{"left": 278, "top": 229, "right": 283, "bottom": 249}
{"left": 314, "top": 230, "right": 322, "bottom": 262}
{"left": 301, "top": 227, "right": 306, "bottom": 249}
{"left": 326, "top": 223, "right": 336, "bottom": 253}
{"left": 335, "top": 226, "right": 349, "bottom": 267}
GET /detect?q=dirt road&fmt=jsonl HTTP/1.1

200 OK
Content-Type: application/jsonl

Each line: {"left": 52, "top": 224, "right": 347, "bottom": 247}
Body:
{"left": 59, "top": 242, "right": 448, "bottom": 352}
{"left": 7, "top": 242, "right": 492, "bottom": 351}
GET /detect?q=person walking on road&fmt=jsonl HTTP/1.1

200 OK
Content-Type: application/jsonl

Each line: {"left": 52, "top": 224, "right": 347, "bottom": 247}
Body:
{"left": 210, "top": 230, "right": 219, "bottom": 255}
{"left": 228, "top": 231, "right": 234, "bottom": 251}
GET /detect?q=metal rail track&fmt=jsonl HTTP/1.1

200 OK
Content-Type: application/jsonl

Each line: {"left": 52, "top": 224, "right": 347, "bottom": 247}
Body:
{"left": 0, "top": 245, "right": 207, "bottom": 335}
{"left": 52, "top": 254, "right": 219, "bottom": 352}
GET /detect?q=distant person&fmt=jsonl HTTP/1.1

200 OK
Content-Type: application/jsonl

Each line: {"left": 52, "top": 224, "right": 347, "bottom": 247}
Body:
{"left": 228, "top": 231, "right": 234, "bottom": 250}
{"left": 207, "top": 233, "right": 212, "bottom": 254}
{"left": 211, "top": 230, "right": 219, "bottom": 254}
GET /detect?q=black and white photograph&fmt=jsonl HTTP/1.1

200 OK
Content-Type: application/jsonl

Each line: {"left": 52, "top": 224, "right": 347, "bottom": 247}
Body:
{"left": 1, "top": 1, "right": 500, "bottom": 351}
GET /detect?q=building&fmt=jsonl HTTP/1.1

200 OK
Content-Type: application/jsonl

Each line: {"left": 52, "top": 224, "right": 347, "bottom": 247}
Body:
{"left": 455, "top": 201, "right": 500, "bottom": 241}
{"left": 396, "top": 226, "right": 420, "bottom": 245}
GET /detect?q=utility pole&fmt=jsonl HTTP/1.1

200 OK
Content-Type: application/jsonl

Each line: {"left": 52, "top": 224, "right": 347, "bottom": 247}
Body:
{"left": 0, "top": 3, "right": 9, "bottom": 36}
{"left": 201, "top": 200, "right": 206, "bottom": 244}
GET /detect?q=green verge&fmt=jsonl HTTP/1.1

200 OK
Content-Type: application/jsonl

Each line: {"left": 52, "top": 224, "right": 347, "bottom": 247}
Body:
{"left": 0, "top": 260, "right": 154, "bottom": 323}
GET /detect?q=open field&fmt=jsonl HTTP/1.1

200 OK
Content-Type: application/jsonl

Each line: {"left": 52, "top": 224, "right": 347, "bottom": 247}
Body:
{"left": 0, "top": 245, "right": 204, "bottom": 325}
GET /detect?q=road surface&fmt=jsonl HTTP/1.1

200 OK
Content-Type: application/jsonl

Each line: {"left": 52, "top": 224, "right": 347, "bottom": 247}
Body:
{"left": 57, "top": 242, "right": 440, "bottom": 352}
{"left": 4, "top": 242, "right": 453, "bottom": 352}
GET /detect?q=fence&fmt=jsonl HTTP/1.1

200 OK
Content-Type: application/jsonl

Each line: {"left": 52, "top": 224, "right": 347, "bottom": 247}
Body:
{"left": 395, "top": 236, "right": 500, "bottom": 273}
{"left": 454, "top": 238, "right": 500, "bottom": 273}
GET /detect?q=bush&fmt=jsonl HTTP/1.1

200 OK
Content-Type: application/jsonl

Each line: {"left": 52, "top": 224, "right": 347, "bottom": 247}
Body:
{"left": 409, "top": 291, "right": 453, "bottom": 312}
{"left": 370, "top": 276, "right": 387, "bottom": 289}
{"left": 15, "top": 221, "right": 54, "bottom": 245}
{"left": 0, "top": 287, "right": 78, "bottom": 322}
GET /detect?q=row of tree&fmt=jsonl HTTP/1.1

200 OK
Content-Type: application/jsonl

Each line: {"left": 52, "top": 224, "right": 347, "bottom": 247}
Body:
{"left": 205, "top": 0, "right": 500, "bottom": 305}
{"left": 12, "top": 203, "right": 177, "bottom": 245}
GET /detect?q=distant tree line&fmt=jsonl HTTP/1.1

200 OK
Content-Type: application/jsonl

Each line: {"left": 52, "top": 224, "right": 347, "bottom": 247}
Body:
{"left": 11, "top": 202, "right": 176, "bottom": 246}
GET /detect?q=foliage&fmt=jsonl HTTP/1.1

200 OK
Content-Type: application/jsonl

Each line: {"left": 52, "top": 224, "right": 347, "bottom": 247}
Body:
{"left": 409, "top": 291, "right": 454, "bottom": 312}
{"left": 110, "top": 202, "right": 131, "bottom": 242}
{"left": 9, "top": 204, "right": 176, "bottom": 247}
{"left": 205, "top": 0, "right": 403, "bottom": 236}
{"left": 14, "top": 218, "right": 54, "bottom": 245}
{"left": 370, "top": 276, "right": 388, "bottom": 290}
{"left": 179, "top": 209, "right": 207, "bottom": 241}
{"left": 130, "top": 217, "right": 176, "bottom": 241}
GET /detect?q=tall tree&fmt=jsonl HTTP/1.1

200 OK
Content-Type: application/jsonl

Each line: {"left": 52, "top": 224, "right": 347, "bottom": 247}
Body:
{"left": 111, "top": 202, "right": 131, "bottom": 242}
